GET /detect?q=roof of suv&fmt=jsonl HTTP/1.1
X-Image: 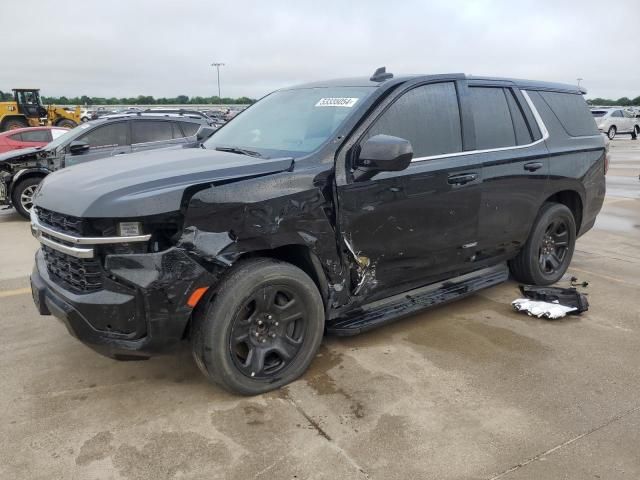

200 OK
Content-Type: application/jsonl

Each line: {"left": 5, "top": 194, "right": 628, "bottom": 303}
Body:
{"left": 90, "top": 113, "right": 208, "bottom": 124}
{"left": 290, "top": 73, "right": 586, "bottom": 95}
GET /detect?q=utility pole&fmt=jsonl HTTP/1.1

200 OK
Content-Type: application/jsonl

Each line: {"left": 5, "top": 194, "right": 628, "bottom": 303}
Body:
{"left": 211, "top": 62, "right": 225, "bottom": 99}
{"left": 577, "top": 77, "right": 583, "bottom": 88}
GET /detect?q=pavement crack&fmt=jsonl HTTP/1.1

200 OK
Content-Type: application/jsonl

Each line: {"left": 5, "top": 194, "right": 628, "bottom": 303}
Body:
{"left": 487, "top": 404, "right": 640, "bottom": 479}
{"left": 286, "top": 396, "right": 370, "bottom": 478}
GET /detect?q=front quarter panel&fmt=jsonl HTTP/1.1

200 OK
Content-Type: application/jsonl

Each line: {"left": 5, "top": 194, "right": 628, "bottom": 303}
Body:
{"left": 181, "top": 165, "right": 347, "bottom": 300}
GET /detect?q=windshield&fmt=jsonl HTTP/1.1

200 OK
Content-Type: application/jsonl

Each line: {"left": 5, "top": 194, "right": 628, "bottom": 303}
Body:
{"left": 204, "top": 86, "right": 375, "bottom": 156}
{"left": 45, "top": 122, "right": 93, "bottom": 150}
{"left": 590, "top": 110, "right": 608, "bottom": 118}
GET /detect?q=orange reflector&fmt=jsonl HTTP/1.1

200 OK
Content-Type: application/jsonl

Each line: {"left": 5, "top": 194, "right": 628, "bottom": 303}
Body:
{"left": 187, "top": 287, "right": 209, "bottom": 308}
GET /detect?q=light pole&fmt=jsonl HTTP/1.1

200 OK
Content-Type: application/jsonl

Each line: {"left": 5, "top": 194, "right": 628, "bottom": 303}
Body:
{"left": 211, "top": 62, "right": 225, "bottom": 99}
{"left": 577, "top": 77, "right": 583, "bottom": 88}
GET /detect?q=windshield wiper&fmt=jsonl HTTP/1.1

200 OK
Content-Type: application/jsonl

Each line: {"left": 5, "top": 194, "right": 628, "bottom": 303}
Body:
{"left": 215, "top": 146, "right": 262, "bottom": 158}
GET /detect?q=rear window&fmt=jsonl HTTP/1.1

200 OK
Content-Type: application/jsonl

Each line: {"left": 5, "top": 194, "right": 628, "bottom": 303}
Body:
{"left": 20, "top": 129, "right": 51, "bottom": 143}
{"left": 540, "top": 91, "right": 599, "bottom": 137}
{"left": 591, "top": 110, "right": 607, "bottom": 118}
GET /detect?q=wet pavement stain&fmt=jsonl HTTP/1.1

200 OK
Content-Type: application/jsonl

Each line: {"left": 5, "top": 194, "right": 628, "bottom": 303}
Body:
{"left": 301, "top": 344, "right": 368, "bottom": 421}
{"left": 75, "top": 431, "right": 114, "bottom": 466}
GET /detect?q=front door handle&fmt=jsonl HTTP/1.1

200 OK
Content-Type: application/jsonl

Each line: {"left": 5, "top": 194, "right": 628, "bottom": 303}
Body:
{"left": 448, "top": 173, "right": 478, "bottom": 185}
{"left": 524, "top": 162, "right": 543, "bottom": 172}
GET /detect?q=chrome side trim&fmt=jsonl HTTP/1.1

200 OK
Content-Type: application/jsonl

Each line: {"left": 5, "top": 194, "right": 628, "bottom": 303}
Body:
{"left": 411, "top": 89, "right": 550, "bottom": 163}
{"left": 37, "top": 234, "right": 95, "bottom": 259}
{"left": 31, "top": 211, "right": 151, "bottom": 245}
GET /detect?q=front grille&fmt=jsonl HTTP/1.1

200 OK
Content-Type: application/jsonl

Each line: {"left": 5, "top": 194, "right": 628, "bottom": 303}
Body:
{"left": 42, "top": 245, "right": 103, "bottom": 293}
{"left": 35, "top": 207, "right": 87, "bottom": 236}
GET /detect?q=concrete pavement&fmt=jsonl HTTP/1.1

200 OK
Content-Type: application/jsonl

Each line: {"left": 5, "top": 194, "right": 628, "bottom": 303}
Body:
{"left": 0, "top": 139, "right": 639, "bottom": 479}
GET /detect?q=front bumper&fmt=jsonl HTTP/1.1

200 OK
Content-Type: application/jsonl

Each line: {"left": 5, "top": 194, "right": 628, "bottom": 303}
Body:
{"left": 31, "top": 247, "right": 218, "bottom": 359}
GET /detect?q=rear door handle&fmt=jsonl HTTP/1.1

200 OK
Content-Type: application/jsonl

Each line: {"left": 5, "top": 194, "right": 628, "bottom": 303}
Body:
{"left": 448, "top": 173, "right": 478, "bottom": 185}
{"left": 524, "top": 162, "right": 543, "bottom": 172}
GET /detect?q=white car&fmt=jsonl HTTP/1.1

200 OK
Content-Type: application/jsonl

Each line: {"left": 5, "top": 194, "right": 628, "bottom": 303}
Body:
{"left": 591, "top": 108, "right": 639, "bottom": 140}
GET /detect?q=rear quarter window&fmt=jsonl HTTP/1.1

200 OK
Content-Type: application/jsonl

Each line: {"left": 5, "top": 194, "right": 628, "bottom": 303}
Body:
{"left": 539, "top": 91, "right": 599, "bottom": 137}
{"left": 179, "top": 121, "right": 200, "bottom": 137}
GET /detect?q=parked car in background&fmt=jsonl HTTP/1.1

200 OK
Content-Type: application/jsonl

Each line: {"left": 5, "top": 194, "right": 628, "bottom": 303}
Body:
{"left": 0, "top": 114, "right": 211, "bottom": 218}
{"left": 29, "top": 69, "right": 606, "bottom": 394}
{"left": 591, "top": 108, "right": 639, "bottom": 139}
{"left": 0, "top": 126, "right": 68, "bottom": 154}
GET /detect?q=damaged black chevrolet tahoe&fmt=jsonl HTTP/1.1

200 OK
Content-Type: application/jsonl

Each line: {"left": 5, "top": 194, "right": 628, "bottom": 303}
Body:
{"left": 30, "top": 68, "right": 606, "bottom": 394}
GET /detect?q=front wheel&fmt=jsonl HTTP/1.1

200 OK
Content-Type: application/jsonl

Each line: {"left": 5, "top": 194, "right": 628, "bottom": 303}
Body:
{"left": 607, "top": 125, "right": 616, "bottom": 140}
{"left": 11, "top": 176, "right": 43, "bottom": 219}
{"left": 192, "top": 258, "right": 325, "bottom": 395}
{"left": 509, "top": 203, "right": 576, "bottom": 285}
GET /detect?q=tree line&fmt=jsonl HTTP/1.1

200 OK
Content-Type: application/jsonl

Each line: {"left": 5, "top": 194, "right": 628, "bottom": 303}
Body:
{"left": 0, "top": 90, "right": 255, "bottom": 105}
{"left": 586, "top": 96, "right": 640, "bottom": 107}
{"left": 2, "top": 89, "right": 640, "bottom": 107}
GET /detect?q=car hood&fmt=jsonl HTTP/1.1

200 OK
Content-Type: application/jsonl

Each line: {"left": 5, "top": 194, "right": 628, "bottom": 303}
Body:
{"left": 0, "top": 147, "right": 44, "bottom": 164}
{"left": 34, "top": 148, "right": 294, "bottom": 218}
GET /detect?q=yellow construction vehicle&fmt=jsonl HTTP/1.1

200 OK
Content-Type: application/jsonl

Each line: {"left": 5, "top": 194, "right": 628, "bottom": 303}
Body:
{"left": 0, "top": 89, "right": 81, "bottom": 132}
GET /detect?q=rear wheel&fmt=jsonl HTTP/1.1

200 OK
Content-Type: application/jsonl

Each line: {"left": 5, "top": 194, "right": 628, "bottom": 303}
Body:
{"left": 509, "top": 203, "right": 576, "bottom": 285}
{"left": 632, "top": 125, "right": 639, "bottom": 140}
{"left": 2, "top": 117, "right": 28, "bottom": 132}
{"left": 192, "top": 258, "right": 325, "bottom": 395}
{"left": 11, "top": 176, "right": 43, "bottom": 219}
{"left": 607, "top": 125, "right": 616, "bottom": 140}
{"left": 56, "top": 119, "right": 77, "bottom": 129}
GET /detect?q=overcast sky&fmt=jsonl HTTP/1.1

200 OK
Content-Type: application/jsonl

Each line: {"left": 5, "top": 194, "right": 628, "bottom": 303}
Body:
{"left": 4, "top": 0, "right": 639, "bottom": 100}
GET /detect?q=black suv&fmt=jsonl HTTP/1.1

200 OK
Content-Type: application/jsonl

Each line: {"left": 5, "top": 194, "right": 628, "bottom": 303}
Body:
{"left": 0, "top": 113, "right": 211, "bottom": 218}
{"left": 29, "top": 69, "right": 606, "bottom": 394}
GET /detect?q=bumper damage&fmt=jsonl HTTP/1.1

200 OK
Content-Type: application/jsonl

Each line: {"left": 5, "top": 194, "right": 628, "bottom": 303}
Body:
{"left": 31, "top": 247, "right": 219, "bottom": 359}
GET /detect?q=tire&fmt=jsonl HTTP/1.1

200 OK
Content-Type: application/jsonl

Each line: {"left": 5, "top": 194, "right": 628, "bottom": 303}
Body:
{"left": 56, "top": 119, "right": 77, "bottom": 129}
{"left": 11, "top": 176, "right": 43, "bottom": 219}
{"left": 632, "top": 126, "right": 639, "bottom": 140}
{"left": 192, "top": 258, "right": 325, "bottom": 395}
{"left": 509, "top": 203, "right": 576, "bottom": 286}
{"left": 2, "top": 117, "right": 28, "bottom": 132}
{"left": 607, "top": 125, "right": 616, "bottom": 140}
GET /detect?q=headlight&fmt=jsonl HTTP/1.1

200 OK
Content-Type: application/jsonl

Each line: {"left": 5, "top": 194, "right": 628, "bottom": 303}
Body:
{"left": 117, "top": 221, "right": 143, "bottom": 237}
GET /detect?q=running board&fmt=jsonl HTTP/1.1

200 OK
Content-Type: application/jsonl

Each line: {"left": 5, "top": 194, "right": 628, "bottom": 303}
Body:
{"left": 327, "top": 263, "right": 509, "bottom": 336}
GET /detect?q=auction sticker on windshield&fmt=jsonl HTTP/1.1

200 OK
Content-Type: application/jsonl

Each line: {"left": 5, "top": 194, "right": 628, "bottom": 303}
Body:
{"left": 315, "top": 97, "right": 359, "bottom": 107}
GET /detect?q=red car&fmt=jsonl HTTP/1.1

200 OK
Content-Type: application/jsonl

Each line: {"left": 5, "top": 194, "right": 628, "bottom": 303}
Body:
{"left": 0, "top": 126, "right": 69, "bottom": 154}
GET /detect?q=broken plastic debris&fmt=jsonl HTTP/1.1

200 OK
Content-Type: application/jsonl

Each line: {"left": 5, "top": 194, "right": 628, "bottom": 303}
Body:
{"left": 512, "top": 298, "right": 577, "bottom": 319}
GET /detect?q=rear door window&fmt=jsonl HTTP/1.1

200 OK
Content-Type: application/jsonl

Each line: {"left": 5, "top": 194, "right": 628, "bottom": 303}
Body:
{"left": 364, "top": 82, "right": 462, "bottom": 158}
{"left": 131, "top": 120, "right": 175, "bottom": 144}
{"left": 78, "top": 122, "right": 129, "bottom": 148}
{"left": 20, "top": 129, "right": 51, "bottom": 143}
{"left": 468, "top": 87, "right": 517, "bottom": 149}
{"left": 540, "top": 92, "right": 600, "bottom": 136}
{"left": 612, "top": 110, "right": 623, "bottom": 118}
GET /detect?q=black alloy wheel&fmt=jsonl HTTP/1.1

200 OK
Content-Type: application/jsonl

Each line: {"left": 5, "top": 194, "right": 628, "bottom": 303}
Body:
{"left": 538, "top": 219, "right": 570, "bottom": 275}
{"left": 191, "top": 258, "right": 325, "bottom": 395}
{"left": 229, "top": 285, "right": 308, "bottom": 379}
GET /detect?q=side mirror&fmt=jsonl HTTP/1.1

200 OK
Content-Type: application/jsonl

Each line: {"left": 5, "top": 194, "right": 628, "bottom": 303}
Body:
{"left": 69, "top": 140, "right": 89, "bottom": 154}
{"left": 355, "top": 134, "right": 413, "bottom": 177}
{"left": 196, "top": 126, "right": 216, "bottom": 143}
